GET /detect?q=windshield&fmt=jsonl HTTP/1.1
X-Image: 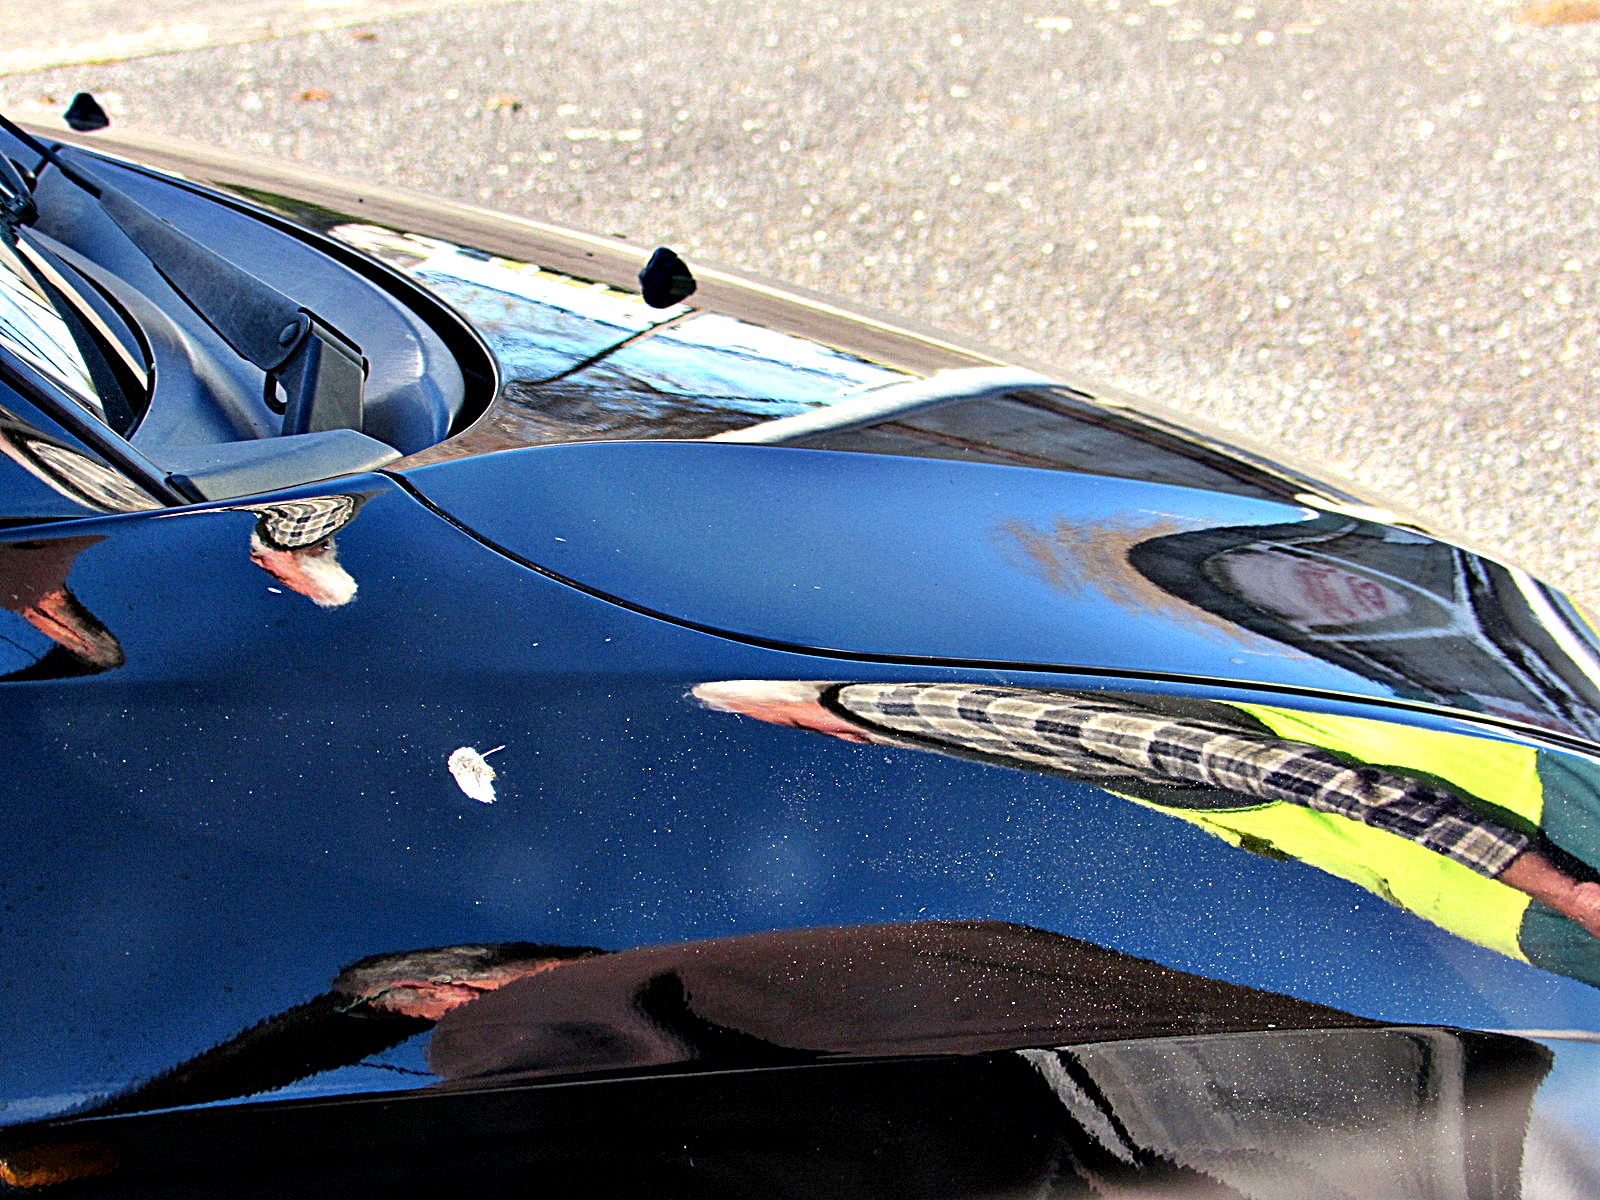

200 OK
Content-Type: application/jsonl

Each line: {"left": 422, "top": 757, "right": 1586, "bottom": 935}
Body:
{"left": 0, "top": 234, "right": 104, "bottom": 419}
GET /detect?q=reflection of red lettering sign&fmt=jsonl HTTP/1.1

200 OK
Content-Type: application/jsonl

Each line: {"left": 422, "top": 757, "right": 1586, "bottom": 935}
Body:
{"left": 1218, "top": 550, "right": 1408, "bottom": 630}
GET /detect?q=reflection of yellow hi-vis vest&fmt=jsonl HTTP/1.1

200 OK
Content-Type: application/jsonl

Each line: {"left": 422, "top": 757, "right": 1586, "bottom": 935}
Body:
{"left": 1125, "top": 705, "right": 1545, "bottom": 961}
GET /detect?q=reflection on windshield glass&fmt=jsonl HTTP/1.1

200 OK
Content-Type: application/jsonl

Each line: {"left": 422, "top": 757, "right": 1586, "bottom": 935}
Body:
{"left": 326, "top": 224, "right": 912, "bottom": 463}
{"left": 0, "top": 237, "right": 99, "bottom": 416}
{"left": 695, "top": 681, "right": 1600, "bottom": 991}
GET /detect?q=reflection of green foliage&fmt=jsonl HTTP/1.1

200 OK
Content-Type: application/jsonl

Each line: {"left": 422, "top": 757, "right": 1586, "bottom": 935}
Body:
{"left": 213, "top": 184, "right": 370, "bottom": 236}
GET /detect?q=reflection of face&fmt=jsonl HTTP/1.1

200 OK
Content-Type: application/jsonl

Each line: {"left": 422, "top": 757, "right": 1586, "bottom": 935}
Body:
{"left": 692, "top": 681, "right": 875, "bottom": 744}
{"left": 249, "top": 533, "right": 358, "bottom": 608}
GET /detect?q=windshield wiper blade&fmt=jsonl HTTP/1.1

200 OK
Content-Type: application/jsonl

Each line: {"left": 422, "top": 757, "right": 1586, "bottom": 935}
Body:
{"left": 0, "top": 112, "right": 366, "bottom": 437}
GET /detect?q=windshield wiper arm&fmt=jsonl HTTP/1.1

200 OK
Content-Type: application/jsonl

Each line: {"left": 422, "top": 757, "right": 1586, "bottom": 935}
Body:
{"left": 0, "top": 143, "right": 37, "bottom": 230}
{"left": 0, "top": 112, "right": 366, "bottom": 437}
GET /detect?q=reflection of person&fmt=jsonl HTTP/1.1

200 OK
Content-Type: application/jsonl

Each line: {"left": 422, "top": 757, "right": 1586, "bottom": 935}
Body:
{"left": 227, "top": 496, "right": 364, "bottom": 609}
{"left": 73, "top": 922, "right": 1369, "bottom": 1120}
{"left": 1002, "top": 509, "right": 1600, "bottom": 746}
{"left": 694, "top": 681, "right": 1600, "bottom": 980}
{"left": 82, "top": 941, "right": 603, "bottom": 1118}
{"left": 1123, "top": 512, "right": 1600, "bottom": 743}
{"left": 0, "top": 418, "right": 161, "bottom": 515}
{"left": 6, "top": 924, "right": 1556, "bottom": 1198}
{"left": 0, "top": 535, "right": 122, "bottom": 673}
{"left": 426, "top": 920, "right": 1372, "bottom": 1086}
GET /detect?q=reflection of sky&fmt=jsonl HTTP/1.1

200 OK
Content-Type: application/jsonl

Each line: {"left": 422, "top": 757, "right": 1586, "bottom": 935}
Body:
{"left": 330, "top": 222, "right": 910, "bottom": 417}
{"left": 416, "top": 272, "right": 633, "bottom": 382}
{"left": 578, "top": 311, "right": 907, "bottom": 408}
{"left": 0, "top": 611, "right": 53, "bottom": 676}
{"left": 656, "top": 311, "right": 907, "bottom": 392}
{"left": 409, "top": 243, "right": 661, "bottom": 333}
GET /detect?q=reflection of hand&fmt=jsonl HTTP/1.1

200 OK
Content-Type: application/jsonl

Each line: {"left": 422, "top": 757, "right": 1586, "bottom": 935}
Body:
{"left": 1566, "top": 882, "right": 1600, "bottom": 940}
{"left": 1499, "top": 850, "right": 1600, "bottom": 940}
{"left": 364, "top": 980, "right": 526, "bottom": 1022}
{"left": 692, "top": 681, "right": 876, "bottom": 744}
{"left": 248, "top": 532, "right": 357, "bottom": 608}
{"left": 23, "top": 587, "right": 124, "bottom": 668}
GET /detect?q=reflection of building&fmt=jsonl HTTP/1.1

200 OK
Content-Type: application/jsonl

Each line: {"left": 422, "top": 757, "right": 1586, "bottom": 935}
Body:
{"left": 1130, "top": 514, "right": 1600, "bottom": 742}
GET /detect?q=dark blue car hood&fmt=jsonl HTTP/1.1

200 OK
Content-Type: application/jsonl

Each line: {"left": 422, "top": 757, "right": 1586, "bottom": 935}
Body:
{"left": 8, "top": 128, "right": 1600, "bottom": 1196}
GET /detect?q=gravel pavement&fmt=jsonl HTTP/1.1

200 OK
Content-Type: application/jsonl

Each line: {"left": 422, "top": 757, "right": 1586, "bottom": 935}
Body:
{"left": 2, "top": 0, "right": 1598, "bottom": 605}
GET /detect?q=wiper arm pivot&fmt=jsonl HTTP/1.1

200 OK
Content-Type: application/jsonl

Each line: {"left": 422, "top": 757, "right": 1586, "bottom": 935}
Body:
{"left": 275, "top": 313, "right": 366, "bottom": 435}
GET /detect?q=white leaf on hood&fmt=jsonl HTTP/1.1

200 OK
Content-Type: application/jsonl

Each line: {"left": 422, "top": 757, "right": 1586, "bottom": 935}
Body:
{"left": 447, "top": 744, "right": 504, "bottom": 803}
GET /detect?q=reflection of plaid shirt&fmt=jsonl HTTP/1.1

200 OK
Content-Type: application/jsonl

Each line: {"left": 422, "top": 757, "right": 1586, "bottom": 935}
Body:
{"left": 824, "top": 683, "right": 1529, "bottom": 878}
{"left": 222, "top": 496, "right": 362, "bottom": 550}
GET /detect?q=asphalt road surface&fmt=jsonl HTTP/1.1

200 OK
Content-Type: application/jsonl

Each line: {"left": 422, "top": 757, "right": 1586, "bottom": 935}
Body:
{"left": 2, "top": 0, "right": 1597, "bottom": 606}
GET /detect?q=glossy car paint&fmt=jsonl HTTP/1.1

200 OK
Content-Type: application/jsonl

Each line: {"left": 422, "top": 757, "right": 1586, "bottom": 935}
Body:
{"left": 3, "top": 127, "right": 1600, "bottom": 1195}
{"left": 402, "top": 440, "right": 1600, "bottom": 744}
